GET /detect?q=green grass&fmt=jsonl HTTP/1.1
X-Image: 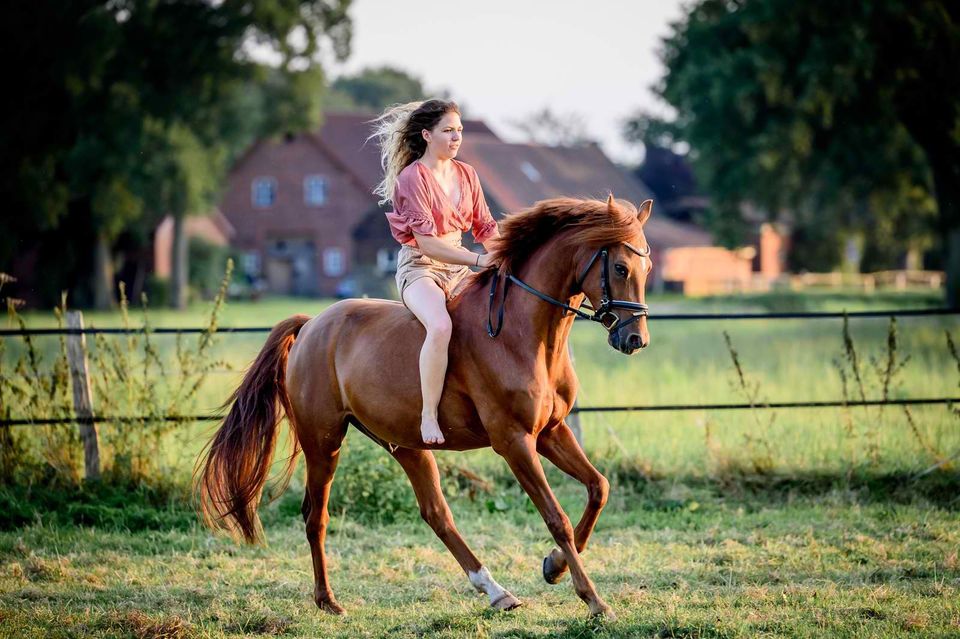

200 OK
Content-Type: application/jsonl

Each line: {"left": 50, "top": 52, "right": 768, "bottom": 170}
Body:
{"left": 4, "top": 290, "right": 958, "bottom": 477}
{"left": 0, "top": 475, "right": 958, "bottom": 638}
{"left": 2, "top": 291, "right": 959, "bottom": 637}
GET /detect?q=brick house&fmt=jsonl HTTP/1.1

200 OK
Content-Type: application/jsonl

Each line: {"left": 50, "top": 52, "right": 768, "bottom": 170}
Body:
{"left": 218, "top": 112, "right": 746, "bottom": 297}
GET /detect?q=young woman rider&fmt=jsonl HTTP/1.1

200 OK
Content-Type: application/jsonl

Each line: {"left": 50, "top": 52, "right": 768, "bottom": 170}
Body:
{"left": 371, "top": 99, "right": 499, "bottom": 445}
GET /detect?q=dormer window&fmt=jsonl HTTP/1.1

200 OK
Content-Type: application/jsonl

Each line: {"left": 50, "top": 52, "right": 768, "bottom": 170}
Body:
{"left": 252, "top": 177, "right": 276, "bottom": 208}
{"left": 520, "top": 161, "right": 541, "bottom": 182}
{"left": 304, "top": 175, "right": 327, "bottom": 206}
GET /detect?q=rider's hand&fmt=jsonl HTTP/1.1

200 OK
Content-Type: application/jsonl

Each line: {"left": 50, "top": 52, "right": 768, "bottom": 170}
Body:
{"left": 477, "top": 253, "right": 497, "bottom": 269}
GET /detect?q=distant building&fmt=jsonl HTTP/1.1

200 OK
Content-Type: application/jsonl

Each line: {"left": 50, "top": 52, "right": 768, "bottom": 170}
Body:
{"left": 217, "top": 112, "right": 740, "bottom": 297}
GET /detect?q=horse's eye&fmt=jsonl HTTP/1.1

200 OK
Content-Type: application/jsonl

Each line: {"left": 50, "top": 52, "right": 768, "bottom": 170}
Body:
{"left": 614, "top": 264, "right": 628, "bottom": 278}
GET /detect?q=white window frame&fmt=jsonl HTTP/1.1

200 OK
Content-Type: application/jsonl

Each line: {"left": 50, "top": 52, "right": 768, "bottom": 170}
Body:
{"left": 251, "top": 177, "right": 277, "bottom": 208}
{"left": 303, "top": 174, "right": 327, "bottom": 207}
{"left": 377, "top": 247, "right": 399, "bottom": 274}
{"left": 323, "top": 247, "right": 345, "bottom": 276}
{"left": 520, "top": 161, "right": 541, "bottom": 182}
{"left": 241, "top": 251, "right": 261, "bottom": 277}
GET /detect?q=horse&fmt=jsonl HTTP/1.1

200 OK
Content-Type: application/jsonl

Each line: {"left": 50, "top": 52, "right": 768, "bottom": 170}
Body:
{"left": 196, "top": 194, "right": 654, "bottom": 619}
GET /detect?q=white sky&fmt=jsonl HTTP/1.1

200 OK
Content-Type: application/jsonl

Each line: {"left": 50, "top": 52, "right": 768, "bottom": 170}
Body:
{"left": 327, "top": 0, "right": 686, "bottom": 165}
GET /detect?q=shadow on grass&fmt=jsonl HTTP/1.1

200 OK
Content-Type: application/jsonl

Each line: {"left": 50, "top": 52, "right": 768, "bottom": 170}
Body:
{"left": 1, "top": 467, "right": 957, "bottom": 534}
{"left": 597, "top": 465, "right": 960, "bottom": 511}
{"left": 492, "top": 617, "right": 734, "bottom": 639}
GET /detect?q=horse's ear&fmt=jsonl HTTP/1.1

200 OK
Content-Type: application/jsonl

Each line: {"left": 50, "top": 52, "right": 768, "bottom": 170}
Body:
{"left": 637, "top": 199, "right": 653, "bottom": 225}
{"left": 606, "top": 193, "right": 616, "bottom": 213}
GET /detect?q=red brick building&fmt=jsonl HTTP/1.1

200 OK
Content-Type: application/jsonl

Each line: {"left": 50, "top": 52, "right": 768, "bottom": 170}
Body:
{"left": 218, "top": 112, "right": 730, "bottom": 297}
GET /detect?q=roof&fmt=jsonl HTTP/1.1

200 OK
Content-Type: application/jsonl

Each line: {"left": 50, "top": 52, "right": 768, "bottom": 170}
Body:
{"left": 313, "top": 111, "right": 712, "bottom": 249}
{"left": 458, "top": 138, "right": 712, "bottom": 249}
{"left": 315, "top": 112, "right": 500, "bottom": 192}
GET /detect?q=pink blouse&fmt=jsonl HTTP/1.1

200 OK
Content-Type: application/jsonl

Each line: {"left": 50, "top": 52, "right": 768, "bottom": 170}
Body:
{"left": 385, "top": 160, "right": 498, "bottom": 246}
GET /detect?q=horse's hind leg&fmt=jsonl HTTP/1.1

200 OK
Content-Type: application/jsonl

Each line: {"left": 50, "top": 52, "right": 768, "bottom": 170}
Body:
{"left": 300, "top": 420, "right": 348, "bottom": 614}
{"left": 536, "top": 421, "right": 610, "bottom": 585}
{"left": 390, "top": 447, "right": 522, "bottom": 611}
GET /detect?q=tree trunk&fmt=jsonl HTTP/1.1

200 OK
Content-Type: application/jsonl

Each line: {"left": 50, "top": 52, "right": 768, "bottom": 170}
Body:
{"left": 929, "top": 154, "right": 960, "bottom": 307}
{"left": 170, "top": 214, "right": 188, "bottom": 309}
{"left": 92, "top": 232, "right": 114, "bottom": 310}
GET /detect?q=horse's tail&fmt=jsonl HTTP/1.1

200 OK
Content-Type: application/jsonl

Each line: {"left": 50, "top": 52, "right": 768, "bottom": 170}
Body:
{"left": 195, "top": 314, "right": 311, "bottom": 544}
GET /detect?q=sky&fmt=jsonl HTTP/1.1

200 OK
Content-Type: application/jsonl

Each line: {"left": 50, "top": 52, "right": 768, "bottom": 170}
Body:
{"left": 326, "top": 0, "right": 687, "bottom": 165}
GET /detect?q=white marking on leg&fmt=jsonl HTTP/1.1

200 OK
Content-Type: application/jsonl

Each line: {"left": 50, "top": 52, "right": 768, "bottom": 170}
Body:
{"left": 468, "top": 566, "right": 510, "bottom": 605}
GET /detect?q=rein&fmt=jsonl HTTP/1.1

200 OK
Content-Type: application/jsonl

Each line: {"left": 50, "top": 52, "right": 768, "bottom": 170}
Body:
{"left": 487, "top": 243, "right": 650, "bottom": 338}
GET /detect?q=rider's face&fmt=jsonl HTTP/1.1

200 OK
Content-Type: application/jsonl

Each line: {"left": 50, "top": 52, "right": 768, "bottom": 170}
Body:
{"left": 422, "top": 112, "right": 463, "bottom": 161}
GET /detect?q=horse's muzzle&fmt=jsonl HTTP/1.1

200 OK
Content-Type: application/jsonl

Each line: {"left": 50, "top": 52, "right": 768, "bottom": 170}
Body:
{"left": 608, "top": 328, "right": 648, "bottom": 355}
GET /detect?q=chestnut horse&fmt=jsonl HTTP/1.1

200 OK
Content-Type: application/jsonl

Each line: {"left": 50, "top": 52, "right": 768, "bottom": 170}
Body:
{"left": 197, "top": 195, "right": 654, "bottom": 618}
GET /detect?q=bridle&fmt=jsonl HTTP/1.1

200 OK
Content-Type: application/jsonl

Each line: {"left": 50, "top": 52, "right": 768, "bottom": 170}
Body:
{"left": 487, "top": 242, "right": 650, "bottom": 338}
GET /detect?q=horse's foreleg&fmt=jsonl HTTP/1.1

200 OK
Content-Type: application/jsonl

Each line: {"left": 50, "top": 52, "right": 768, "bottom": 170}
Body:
{"left": 495, "top": 434, "right": 614, "bottom": 619}
{"left": 391, "top": 447, "right": 521, "bottom": 611}
{"left": 301, "top": 426, "right": 347, "bottom": 615}
{"left": 536, "top": 422, "right": 609, "bottom": 585}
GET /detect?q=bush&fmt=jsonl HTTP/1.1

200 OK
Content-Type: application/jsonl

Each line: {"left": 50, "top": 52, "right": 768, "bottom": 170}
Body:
{"left": 0, "top": 480, "right": 195, "bottom": 532}
{"left": 327, "top": 436, "right": 415, "bottom": 525}
{"left": 188, "top": 238, "right": 238, "bottom": 301}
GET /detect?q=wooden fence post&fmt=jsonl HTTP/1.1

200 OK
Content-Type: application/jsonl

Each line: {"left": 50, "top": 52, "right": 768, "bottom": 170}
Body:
{"left": 66, "top": 311, "right": 101, "bottom": 480}
{"left": 567, "top": 341, "right": 583, "bottom": 447}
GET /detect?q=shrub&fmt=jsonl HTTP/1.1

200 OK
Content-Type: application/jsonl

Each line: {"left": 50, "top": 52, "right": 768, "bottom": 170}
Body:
{"left": 327, "top": 435, "right": 416, "bottom": 525}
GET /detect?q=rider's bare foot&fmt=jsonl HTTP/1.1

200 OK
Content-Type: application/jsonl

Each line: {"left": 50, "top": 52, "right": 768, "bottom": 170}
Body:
{"left": 421, "top": 415, "right": 445, "bottom": 445}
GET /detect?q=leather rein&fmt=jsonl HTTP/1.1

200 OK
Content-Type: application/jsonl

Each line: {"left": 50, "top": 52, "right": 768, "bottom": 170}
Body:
{"left": 487, "top": 242, "right": 650, "bottom": 338}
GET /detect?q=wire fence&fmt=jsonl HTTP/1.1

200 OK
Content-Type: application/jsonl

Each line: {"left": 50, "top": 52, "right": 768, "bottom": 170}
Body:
{"left": 1, "top": 306, "right": 958, "bottom": 427}
{"left": 1, "top": 306, "right": 957, "bottom": 336}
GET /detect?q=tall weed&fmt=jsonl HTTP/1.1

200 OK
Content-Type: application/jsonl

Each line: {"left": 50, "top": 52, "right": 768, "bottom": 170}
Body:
{"left": 0, "top": 262, "right": 233, "bottom": 487}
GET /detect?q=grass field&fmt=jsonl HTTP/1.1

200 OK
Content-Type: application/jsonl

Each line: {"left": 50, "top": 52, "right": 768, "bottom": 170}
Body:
{"left": 1, "top": 475, "right": 958, "bottom": 638}
{"left": 1, "top": 290, "right": 958, "bottom": 637}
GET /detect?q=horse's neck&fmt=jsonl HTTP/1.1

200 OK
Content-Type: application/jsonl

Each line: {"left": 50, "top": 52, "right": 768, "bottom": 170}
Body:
{"left": 456, "top": 239, "right": 583, "bottom": 364}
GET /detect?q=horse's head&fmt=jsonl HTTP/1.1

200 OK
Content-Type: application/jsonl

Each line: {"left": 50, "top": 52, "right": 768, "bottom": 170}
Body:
{"left": 576, "top": 196, "right": 653, "bottom": 355}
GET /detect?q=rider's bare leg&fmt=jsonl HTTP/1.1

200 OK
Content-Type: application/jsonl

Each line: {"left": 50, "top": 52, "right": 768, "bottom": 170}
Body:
{"left": 402, "top": 277, "right": 452, "bottom": 445}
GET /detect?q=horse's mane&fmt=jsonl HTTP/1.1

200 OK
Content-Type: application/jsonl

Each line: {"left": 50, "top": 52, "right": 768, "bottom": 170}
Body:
{"left": 489, "top": 196, "right": 644, "bottom": 275}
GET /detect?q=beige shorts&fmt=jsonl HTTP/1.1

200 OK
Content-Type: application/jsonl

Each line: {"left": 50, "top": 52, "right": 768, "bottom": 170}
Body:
{"left": 395, "top": 241, "right": 471, "bottom": 305}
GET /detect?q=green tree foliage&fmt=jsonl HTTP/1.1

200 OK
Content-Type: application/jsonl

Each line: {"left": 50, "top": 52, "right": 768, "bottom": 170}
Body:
{"left": 628, "top": 1, "right": 957, "bottom": 298}
{"left": 1, "top": 0, "right": 351, "bottom": 308}
{"left": 328, "top": 66, "right": 427, "bottom": 112}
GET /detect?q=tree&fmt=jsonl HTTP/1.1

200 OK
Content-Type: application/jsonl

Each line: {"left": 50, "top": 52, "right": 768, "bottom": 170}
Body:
{"left": 0, "top": 0, "right": 351, "bottom": 308}
{"left": 329, "top": 66, "right": 427, "bottom": 112}
{"left": 509, "top": 108, "right": 594, "bottom": 147}
{"left": 630, "top": 1, "right": 956, "bottom": 296}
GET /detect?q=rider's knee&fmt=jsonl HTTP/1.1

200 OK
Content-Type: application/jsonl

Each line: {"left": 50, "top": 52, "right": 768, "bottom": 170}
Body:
{"left": 425, "top": 314, "right": 453, "bottom": 341}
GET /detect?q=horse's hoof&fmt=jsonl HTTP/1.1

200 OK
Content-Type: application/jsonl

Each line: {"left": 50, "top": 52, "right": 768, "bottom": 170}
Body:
{"left": 317, "top": 598, "right": 346, "bottom": 615}
{"left": 491, "top": 592, "right": 523, "bottom": 611}
{"left": 589, "top": 602, "right": 616, "bottom": 621}
{"left": 542, "top": 551, "right": 567, "bottom": 585}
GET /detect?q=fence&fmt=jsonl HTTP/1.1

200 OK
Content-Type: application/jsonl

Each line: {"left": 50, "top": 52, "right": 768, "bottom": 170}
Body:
{"left": 1, "top": 307, "right": 958, "bottom": 479}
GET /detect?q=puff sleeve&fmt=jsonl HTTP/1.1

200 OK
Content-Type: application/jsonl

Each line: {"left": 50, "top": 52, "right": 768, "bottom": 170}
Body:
{"left": 467, "top": 166, "right": 498, "bottom": 243}
{"left": 385, "top": 165, "right": 437, "bottom": 243}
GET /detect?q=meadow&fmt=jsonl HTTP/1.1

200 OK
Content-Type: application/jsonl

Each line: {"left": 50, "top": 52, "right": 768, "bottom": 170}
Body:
{"left": 1, "top": 289, "right": 958, "bottom": 637}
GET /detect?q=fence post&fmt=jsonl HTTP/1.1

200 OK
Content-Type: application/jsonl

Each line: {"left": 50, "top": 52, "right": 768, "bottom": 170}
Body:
{"left": 66, "top": 311, "right": 100, "bottom": 480}
{"left": 567, "top": 341, "right": 583, "bottom": 447}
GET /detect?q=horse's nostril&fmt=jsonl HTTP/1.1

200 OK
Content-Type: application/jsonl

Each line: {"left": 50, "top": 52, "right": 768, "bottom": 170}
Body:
{"left": 627, "top": 334, "right": 641, "bottom": 350}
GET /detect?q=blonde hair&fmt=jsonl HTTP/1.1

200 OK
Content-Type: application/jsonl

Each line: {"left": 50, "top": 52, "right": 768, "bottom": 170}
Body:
{"left": 369, "top": 99, "right": 460, "bottom": 205}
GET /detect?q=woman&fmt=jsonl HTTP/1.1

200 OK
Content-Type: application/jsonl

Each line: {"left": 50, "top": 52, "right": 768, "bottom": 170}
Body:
{"left": 371, "top": 99, "right": 499, "bottom": 445}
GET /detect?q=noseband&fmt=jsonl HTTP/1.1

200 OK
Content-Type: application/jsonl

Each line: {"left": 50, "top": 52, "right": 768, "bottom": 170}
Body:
{"left": 487, "top": 243, "right": 650, "bottom": 338}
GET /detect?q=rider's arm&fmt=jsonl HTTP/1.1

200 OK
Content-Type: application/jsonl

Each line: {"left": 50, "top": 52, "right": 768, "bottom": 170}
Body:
{"left": 413, "top": 232, "right": 489, "bottom": 267}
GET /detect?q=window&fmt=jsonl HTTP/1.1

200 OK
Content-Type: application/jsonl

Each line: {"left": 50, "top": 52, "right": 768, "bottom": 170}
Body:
{"left": 323, "top": 248, "right": 345, "bottom": 276}
{"left": 304, "top": 175, "right": 327, "bottom": 206}
{"left": 520, "top": 161, "right": 541, "bottom": 182}
{"left": 241, "top": 251, "right": 261, "bottom": 277}
{"left": 251, "top": 177, "right": 277, "bottom": 208}
{"left": 377, "top": 247, "right": 399, "bottom": 274}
